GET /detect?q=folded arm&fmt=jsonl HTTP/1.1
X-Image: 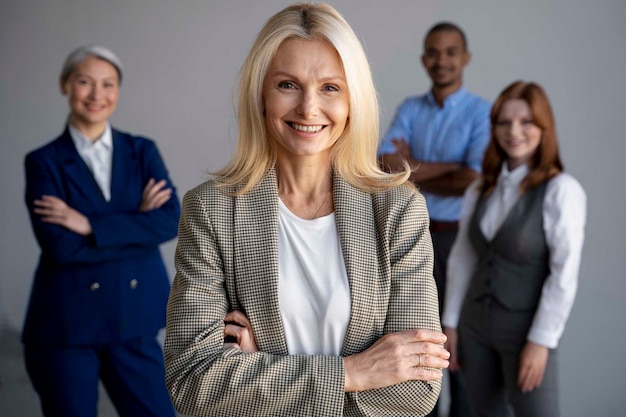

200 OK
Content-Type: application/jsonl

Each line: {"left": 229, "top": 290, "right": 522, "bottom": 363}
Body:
{"left": 24, "top": 143, "right": 180, "bottom": 265}
{"left": 165, "top": 190, "right": 346, "bottom": 417}
{"left": 165, "top": 188, "right": 447, "bottom": 416}
{"left": 342, "top": 190, "right": 447, "bottom": 415}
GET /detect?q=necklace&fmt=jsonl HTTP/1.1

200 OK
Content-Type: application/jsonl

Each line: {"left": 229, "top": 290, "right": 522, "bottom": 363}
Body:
{"left": 312, "top": 190, "right": 331, "bottom": 218}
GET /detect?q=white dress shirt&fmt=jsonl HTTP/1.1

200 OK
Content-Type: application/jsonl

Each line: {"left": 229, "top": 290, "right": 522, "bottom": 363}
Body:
{"left": 443, "top": 164, "right": 587, "bottom": 348}
{"left": 69, "top": 123, "right": 113, "bottom": 201}
{"left": 277, "top": 199, "right": 351, "bottom": 356}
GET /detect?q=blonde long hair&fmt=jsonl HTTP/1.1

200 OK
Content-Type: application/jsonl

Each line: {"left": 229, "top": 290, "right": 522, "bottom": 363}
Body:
{"left": 214, "top": 2, "right": 409, "bottom": 194}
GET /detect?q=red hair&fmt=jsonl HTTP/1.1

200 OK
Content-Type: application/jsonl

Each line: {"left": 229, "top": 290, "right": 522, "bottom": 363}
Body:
{"left": 481, "top": 81, "right": 563, "bottom": 195}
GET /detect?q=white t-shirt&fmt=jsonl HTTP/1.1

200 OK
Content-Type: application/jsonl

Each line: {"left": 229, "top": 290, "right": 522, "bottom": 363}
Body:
{"left": 278, "top": 198, "right": 351, "bottom": 356}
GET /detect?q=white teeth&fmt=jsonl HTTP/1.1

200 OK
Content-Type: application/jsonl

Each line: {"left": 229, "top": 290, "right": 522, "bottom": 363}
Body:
{"left": 291, "top": 123, "right": 323, "bottom": 133}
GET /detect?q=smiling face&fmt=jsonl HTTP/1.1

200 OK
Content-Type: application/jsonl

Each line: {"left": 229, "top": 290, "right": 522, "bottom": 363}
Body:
{"left": 494, "top": 99, "right": 543, "bottom": 170}
{"left": 422, "top": 30, "right": 469, "bottom": 91}
{"left": 262, "top": 37, "right": 349, "bottom": 163}
{"left": 61, "top": 55, "right": 119, "bottom": 138}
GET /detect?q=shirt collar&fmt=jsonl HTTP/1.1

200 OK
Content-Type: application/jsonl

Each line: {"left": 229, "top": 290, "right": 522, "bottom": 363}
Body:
{"left": 426, "top": 86, "right": 468, "bottom": 108}
{"left": 498, "top": 162, "right": 529, "bottom": 187}
{"left": 69, "top": 122, "right": 113, "bottom": 152}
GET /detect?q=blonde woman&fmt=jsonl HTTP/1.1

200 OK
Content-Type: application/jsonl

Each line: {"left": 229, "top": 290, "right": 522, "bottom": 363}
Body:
{"left": 165, "top": 3, "right": 449, "bottom": 416}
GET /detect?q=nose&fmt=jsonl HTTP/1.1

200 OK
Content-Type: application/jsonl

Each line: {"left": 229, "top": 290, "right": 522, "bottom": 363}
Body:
{"left": 297, "top": 89, "right": 318, "bottom": 119}
{"left": 433, "top": 52, "right": 449, "bottom": 67}
{"left": 89, "top": 84, "right": 102, "bottom": 100}
{"left": 509, "top": 120, "right": 523, "bottom": 137}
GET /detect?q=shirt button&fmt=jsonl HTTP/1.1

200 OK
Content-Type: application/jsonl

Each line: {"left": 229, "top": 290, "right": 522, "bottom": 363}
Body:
{"left": 89, "top": 282, "right": 100, "bottom": 291}
{"left": 129, "top": 279, "right": 138, "bottom": 289}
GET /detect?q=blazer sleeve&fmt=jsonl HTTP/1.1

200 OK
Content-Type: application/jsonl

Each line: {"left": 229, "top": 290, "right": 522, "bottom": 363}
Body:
{"left": 164, "top": 188, "right": 345, "bottom": 417}
{"left": 347, "top": 189, "right": 442, "bottom": 416}
{"left": 24, "top": 140, "right": 180, "bottom": 265}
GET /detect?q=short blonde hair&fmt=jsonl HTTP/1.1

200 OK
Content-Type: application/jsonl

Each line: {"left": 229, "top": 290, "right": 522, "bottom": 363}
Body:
{"left": 215, "top": 2, "right": 409, "bottom": 193}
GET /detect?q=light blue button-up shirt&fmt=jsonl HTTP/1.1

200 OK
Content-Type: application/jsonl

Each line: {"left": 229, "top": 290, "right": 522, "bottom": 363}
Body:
{"left": 379, "top": 87, "right": 491, "bottom": 221}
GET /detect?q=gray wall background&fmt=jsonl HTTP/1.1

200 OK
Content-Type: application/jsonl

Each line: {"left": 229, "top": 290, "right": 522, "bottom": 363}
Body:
{"left": 1, "top": 0, "right": 624, "bottom": 415}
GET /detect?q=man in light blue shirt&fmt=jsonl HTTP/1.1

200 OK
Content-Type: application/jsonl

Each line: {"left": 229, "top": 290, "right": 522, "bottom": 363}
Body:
{"left": 379, "top": 22, "right": 490, "bottom": 417}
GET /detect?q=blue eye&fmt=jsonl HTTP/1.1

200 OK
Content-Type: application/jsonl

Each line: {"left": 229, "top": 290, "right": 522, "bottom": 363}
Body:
{"left": 323, "top": 85, "right": 339, "bottom": 92}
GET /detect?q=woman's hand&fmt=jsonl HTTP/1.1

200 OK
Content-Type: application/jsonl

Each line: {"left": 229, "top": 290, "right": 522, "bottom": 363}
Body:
{"left": 223, "top": 310, "right": 258, "bottom": 353}
{"left": 33, "top": 195, "right": 92, "bottom": 236}
{"left": 443, "top": 327, "right": 460, "bottom": 372}
{"left": 139, "top": 178, "right": 172, "bottom": 212}
{"left": 344, "top": 329, "right": 449, "bottom": 392}
{"left": 517, "top": 341, "right": 549, "bottom": 393}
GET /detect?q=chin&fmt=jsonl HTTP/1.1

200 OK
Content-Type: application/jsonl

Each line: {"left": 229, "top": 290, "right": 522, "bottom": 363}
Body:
{"left": 433, "top": 79, "right": 456, "bottom": 89}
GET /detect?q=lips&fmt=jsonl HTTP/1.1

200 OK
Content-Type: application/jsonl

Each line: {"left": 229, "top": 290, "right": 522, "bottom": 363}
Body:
{"left": 432, "top": 66, "right": 452, "bottom": 73}
{"left": 84, "top": 104, "right": 107, "bottom": 112}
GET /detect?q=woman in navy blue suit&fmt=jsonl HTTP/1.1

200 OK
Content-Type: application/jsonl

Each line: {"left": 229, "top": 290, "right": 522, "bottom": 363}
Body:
{"left": 23, "top": 45, "right": 179, "bottom": 417}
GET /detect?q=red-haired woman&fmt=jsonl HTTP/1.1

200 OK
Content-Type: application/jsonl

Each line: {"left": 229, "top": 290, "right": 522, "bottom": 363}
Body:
{"left": 442, "top": 81, "right": 586, "bottom": 417}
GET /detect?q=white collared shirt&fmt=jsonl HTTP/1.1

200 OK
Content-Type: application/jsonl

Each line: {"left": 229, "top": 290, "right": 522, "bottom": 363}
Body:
{"left": 69, "top": 123, "right": 113, "bottom": 201}
{"left": 443, "top": 164, "right": 587, "bottom": 348}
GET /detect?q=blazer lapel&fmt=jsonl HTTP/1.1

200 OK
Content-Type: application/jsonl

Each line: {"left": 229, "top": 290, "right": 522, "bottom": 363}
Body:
{"left": 232, "top": 172, "right": 379, "bottom": 356}
{"left": 57, "top": 129, "right": 106, "bottom": 209}
{"left": 333, "top": 175, "right": 379, "bottom": 356}
{"left": 109, "top": 129, "right": 137, "bottom": 207}
{"left": 233, "top": 170, "right": 288, "bottom": 355}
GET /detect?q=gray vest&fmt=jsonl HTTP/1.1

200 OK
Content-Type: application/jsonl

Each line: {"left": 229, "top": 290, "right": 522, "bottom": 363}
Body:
{"left": 466, "top": 181, "right": 549, "bottom": 311}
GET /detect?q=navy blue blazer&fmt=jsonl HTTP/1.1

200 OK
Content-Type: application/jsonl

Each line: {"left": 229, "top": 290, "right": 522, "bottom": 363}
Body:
{"left": 23, "top": 127, "right": 181, "bottom": 347}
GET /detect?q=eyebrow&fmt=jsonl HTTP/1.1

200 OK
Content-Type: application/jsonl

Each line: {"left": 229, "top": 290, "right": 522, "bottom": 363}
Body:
{"left": 426, "top": 46, "right": 463, "bottom": 52}
{"left": 268, "top": 70, "right": 346, "bottom": 83}
{"left": 73, "top": 73, "right": 118, "bottom": 81}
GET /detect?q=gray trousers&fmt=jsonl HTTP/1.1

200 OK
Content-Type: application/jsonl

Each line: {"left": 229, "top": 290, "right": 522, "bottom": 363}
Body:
{"left": 427, "top": 229, "right": 474, "bottom": 417}
{"left": 459, "top": 298, "right": 560, "bottom": 417}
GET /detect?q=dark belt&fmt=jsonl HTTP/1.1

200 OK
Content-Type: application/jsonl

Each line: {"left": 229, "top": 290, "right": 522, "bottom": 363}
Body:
{"left": 429, "top": 220, "right": 459, "bottom": 233}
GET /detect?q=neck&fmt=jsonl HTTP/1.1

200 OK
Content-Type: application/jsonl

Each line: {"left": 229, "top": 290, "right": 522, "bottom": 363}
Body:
{"left": 506, "top": 159, "right": 528, "bottom": 171}
{"left": 276, "top": 159, "right": 334, "bottom": 220}
{"left": 431, "top": 82, "right": 463, "bottom": 107}
{"left": 276, "top": 155, "right": 333, "bottom": 195}
{"left": 69, "top": 118, "right": 107, "bottom": 142}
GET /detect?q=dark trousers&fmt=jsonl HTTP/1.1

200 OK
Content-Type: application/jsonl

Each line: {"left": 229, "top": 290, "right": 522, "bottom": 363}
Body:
{"left": 427, "top": 228, "right": 474, "bottom": 417}
{"left": 459, "top": 299, "right": 560, "bottom": 417}
{"left": 24, "top": 336, "right": 176, "bottom": 417}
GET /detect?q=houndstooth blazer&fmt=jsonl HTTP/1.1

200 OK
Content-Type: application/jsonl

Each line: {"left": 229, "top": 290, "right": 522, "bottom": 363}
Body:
{"left": 164, "top": 169, "right": 442, "bottom": 417}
